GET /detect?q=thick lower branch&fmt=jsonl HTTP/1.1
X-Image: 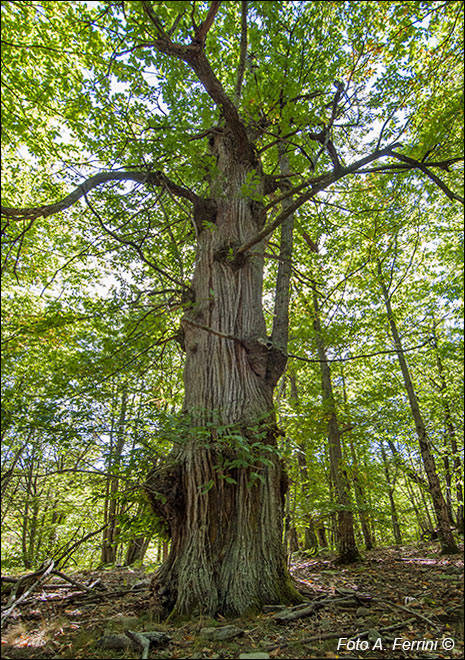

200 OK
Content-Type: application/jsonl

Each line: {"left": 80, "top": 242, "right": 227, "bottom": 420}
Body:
{"left": 236, "top": 144, "right": 463, "bottom": 256}
{"left": 1, "top": 170, "right": 204, "bottom": 221}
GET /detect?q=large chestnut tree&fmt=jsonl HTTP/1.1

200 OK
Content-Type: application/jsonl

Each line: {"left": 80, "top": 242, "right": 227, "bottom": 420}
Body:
{"left": 2, "top": 0, "right": 463, "bottom": 616}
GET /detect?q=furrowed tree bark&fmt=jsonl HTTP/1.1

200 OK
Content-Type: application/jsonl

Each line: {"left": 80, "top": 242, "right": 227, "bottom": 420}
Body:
{"left": 378, "top": 262, "right": 458, "bottom": 553}
{"left": 146, "top": 131, "right": 300, "bottom": 618}
{"left": 5, "top": 2, "right": 462, "bottom": 619}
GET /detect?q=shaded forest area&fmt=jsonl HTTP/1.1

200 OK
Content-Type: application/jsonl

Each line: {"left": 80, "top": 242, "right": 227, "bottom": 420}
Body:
{"left": 1, "top": 1, "right": 464, "bottom": 658}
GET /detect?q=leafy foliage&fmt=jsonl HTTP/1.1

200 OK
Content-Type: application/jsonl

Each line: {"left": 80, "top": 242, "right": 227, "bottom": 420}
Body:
{"left": 1, "top": 0, "right": 463, "bottom": 570}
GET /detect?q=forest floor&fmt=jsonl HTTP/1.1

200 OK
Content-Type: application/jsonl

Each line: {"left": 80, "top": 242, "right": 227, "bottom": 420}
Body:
{"left": 1, "top": 542, "right": 463, "bottom": 660}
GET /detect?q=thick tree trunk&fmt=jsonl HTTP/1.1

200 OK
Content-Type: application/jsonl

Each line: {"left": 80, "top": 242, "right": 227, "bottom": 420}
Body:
{"left": 379, "top": 265, "right": 458, "bottom": 553}
{"left": 146, "top": 134, "right": 299, "bottom": 618}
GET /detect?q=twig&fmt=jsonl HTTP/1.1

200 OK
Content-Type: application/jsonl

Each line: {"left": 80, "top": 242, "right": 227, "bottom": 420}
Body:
{"left": 54, "top": 586, "right": 137, "bottom": 604}
{"left": 273, "top": 596, "right": 358, "bottom": 622}
{"left": 287, "top": 338, "right": 432, "bottom": 364}
{"left": 87, "top": 578, "right": 102, "bottom": 590}
{"left": 52, "top": 523, "right": 110, "bottom": 567}
{"left": 50, "top": 570, "right": 94, "bottom": 593}
{"left": 372, "top": 597, "right": 441, "bottom": 630}
{"left": 387, "top": 150, "right": 464, "bottom": 204}
{"left": 332, "top": 587, "right": 441, "bottom": 630}
{"left": 266, "top": 617, "right": 417, "bottom": 650}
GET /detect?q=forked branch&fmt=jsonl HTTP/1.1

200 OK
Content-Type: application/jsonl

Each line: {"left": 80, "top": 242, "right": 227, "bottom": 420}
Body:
{"left": 236, "top": 144, "right": 403, "bottom": 256}
{"left": 136, "top": 3, "right": 254, "bottom": 163}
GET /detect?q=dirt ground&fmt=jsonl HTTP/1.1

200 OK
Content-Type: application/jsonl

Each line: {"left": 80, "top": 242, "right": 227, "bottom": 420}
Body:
{"left": 1, "top": 542, "right": 463, "bottom": 659}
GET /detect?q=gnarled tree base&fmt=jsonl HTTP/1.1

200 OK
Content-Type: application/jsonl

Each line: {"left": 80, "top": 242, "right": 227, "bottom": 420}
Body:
{"left": 145, "top": 447, "right": 302, "bottom": 619}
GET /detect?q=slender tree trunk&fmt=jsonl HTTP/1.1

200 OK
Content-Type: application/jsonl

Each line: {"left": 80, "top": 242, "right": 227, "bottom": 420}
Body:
{"left": 380, "top": 442, "right": 402, "bottom": 545}
{"left": 289, "top": 374, "right": 322, "bottom": 555}
{"left": 387, "top": 439, "right": 428, "bottom": 488}
{"left": 316, "top": 524, "right": 328, "bottom": 548}
{"left": 304, "top": 521, "right": 318, "bottom": 553}
{"left": 46, "top": 505, "right": 65, "bottom": 556}
{"left": 442, "top": 455, "right": 454, "bottom": 525}
{"left": 146, "top": 134, "right": 300, "bottom": 618}
{"left": 348, "top": 439, "right": 373, "bottom": 550}
{"left": 101, "top": 385, "right": 128, "bottom": 565}
{"left": 416, "top": 477, "right": 435, "bottom": 532}
{"left": 310, "top": 269, "right": 359, "bottom": 563}
{"left": 403, "top": 478, "right": 427, "bottom": 538}
{"left": 125, "top": 534, "right": 151, "bottom": 566}
{"left": 21, "top": 448, "right": 37, "bottom": 569}
{"left": 124, "top": 502, "right": 154, "bottom": 565}
{"left": 1, "top": 441, "right": 26, "bottom": 495}
{"left": 432, "top": 330, "right": 464, "bottom": 533}
{"left": 338, "top": 365, "right": 374, "bottom": 550}
{"left": 378, "top": 263, "right": 458, "bottom": 553}
{"left": 283, "top": 470, "right": 293, "bottom": 558}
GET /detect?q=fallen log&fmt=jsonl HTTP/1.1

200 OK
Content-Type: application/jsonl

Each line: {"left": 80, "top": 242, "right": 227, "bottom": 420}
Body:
{"left": 1, "top": 559, "right": 55, "bottom": 627}
{"left": 272, "top": 596, "right": 356, "bottom": 622}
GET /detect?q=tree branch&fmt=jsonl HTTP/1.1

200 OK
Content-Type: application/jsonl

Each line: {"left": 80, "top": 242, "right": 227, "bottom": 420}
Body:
{"left": 180, "top": 49, "right": 255, "bottom": 163}
{"left": 270, "top": 144, "right": 294, "bottom": 354}
{"left": 351, "top": 156, "right": 464, "bottom": 176}
{"left": 234, "top": 1, "right": 248, "bottom": 103}
{"left": 236, "top": 145, "right": 464, "bottom": 257}
{"left": 1, "top": 170, "right": 202, "bottom": 222}
{"left": 288, "top": 338, "right": 433, "bottom": 364}
{"left": 83, "top": 194, "right": 189, "bottom": 290}
{"left": 387, "top": 150, "right": 464, "bottom": 204}
{"left": 194, "top": 1, "right": 222, "bottom": 45}
{"left": 235, "top": 144, "right": 403, "bottom": 256}
{"left": 138, "top": 16, "right": 255, "bottom": 163}
{"left": 140, "top": 1, "right": 170, "bottom": 39}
